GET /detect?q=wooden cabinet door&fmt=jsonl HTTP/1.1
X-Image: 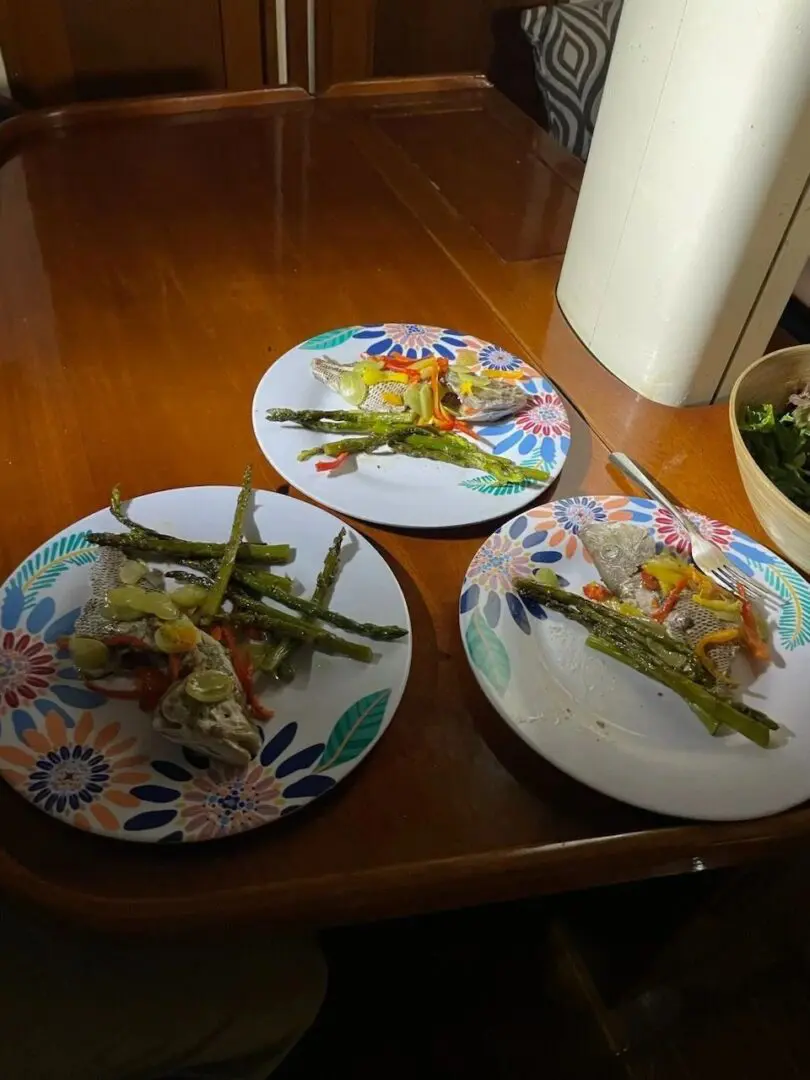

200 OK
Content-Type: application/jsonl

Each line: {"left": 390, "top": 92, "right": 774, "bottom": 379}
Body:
{"left": 0, "top": 0, "right": 274, "bottom": 106}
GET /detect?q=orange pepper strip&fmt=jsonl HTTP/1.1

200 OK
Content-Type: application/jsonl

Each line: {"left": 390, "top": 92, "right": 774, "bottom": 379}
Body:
{"left": 694, "top": 627, "right": 741, "bottom": 678}
{"left": 737, "top": 585, "right": 770, "bottom": 662}
{"left": 451, "top": 418, "right": 483, "bottom": 441}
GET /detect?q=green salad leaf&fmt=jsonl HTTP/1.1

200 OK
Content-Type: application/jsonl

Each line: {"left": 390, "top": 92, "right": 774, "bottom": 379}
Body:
{"left": 739, "top": 403, "right": 776, "bottom": 432}
{"left": 741, "top": 389, "right": 810, "bottom": 511}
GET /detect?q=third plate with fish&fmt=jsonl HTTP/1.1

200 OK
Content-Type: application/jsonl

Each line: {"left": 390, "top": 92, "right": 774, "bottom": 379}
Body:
{"left": 460, "top": 496, "right": 810, "bottom": 821}
{"left": 252, "top": 323, "right": 570, "bottom": 529}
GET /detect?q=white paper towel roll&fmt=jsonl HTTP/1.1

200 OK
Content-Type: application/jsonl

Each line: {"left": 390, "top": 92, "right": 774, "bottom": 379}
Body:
{"left": 557, "top": 0, "right": 810, "bottom": 406}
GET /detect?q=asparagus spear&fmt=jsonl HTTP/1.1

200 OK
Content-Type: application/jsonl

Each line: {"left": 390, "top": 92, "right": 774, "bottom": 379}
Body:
{"left": 515, "top": 578, "right": 778, "bottom": 744}
{"left": 87, "top": 531, "right": 291, "bottom": 565}
{"left": 263, "top": 529, "right": 347, "bottom": 677}
{"left": 267, "top": 409, "right": 416, "bottom": 435}
{"left": 392, "top": 431, "right": 549, "bottom": 485}
{"left": 228, "top": 611, "right": 372, "bottom": 663}
{"left": 269, "top": 408, "right": 549, "bottom": 485}
{"left": 199, "top": 466, "right": 252, "bottom": 617}
{"left": 585, "top": 636, "right": 773, "bottom": 747}
{"left": 298, "top": 433, "right": 405, "bottom": 462}
{"left": 110, "top": 486, "right": 173, "bottom": 540}
{"left": 231, "top": 589, "right": 406, "bottom": 642}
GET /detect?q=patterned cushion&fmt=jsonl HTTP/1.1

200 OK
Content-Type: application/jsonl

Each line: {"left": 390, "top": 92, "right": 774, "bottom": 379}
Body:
{"left": 520, "top": 1, "right": 624, "bottom": 160}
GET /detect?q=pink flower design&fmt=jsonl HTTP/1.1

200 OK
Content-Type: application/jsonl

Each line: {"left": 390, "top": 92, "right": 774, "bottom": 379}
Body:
{"left": 654, "top": 509, "right": 733, "bottom": 556}
{"left": 466, "top": 533, "right": 534, "bottom": 592}
{"left": 514, "top": 393, "right": 571, "bottom": 439}
{"left": 180, "top": 762, "right": 283, "bottom": 841}
{"left": 0, "top": 631, "right": 56, "bottom": 715}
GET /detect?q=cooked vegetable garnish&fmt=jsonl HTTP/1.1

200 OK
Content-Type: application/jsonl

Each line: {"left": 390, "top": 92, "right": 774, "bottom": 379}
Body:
{"left": 263, "top": 528, "right": 348, "bottom": 679}
{"left": 199, "top": 465, "right": 252, "bottom": 618}
{"left": 392, "top": 431, "right": 549, "bottom": 485}
{"left": 185, "top": 669, "right": 234, "bottom": 704}
{"left": 230, "top": 610, "right": 373, "bottom": 663}
{"left": 229, "top": 589, "right": 405, "bottom": 642}
{"left": 268, "top": 389, "right": 550, "bottom": 489}
{"left": 87, "top": 531, "right": 291, "bottom": 565}
{"left": 515, "top": 578, "right": 778, "bottom": 747}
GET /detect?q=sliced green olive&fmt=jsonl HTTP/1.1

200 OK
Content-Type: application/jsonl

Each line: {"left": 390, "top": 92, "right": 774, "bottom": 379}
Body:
{"left": 118, "top": 559, "right": 148, "bottom": 586}
{"left": 339, "top": 369, "right": 367, "bottom": 407}
{"left": 403, "top": 384, "right": 423, "bottom": 415}
{"left": 170, "top": 583, "right": 210, "bottom": 610}
{"left": 417, "top": 383, "right": 433, "bottom": 423}
{"left": 106, "top": 585, "right": 178, "bottom": 621}
{"left": 139, "top": 592, "right": 180, "bottom": 621}
{"left": 184, "top": 669, "right": 234, "bottom": 704}
{"left": 106, "top": 585, "right": 150, "bottom": 613}
{"left": 155, "top": 618, "right": 200, "bottom": 654}
{"left": 68, "top": 636, "right": 110, "bottom": 673}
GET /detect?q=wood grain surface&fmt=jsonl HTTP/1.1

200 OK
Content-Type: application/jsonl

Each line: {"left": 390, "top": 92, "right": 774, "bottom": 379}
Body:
{"left": 0, "top": 82, "right": 805, "bottom": 934}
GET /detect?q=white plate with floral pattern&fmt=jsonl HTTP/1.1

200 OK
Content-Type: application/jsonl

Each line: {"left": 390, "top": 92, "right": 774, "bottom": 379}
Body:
{"left": 252, "top": 323, "right": 571, "bottom": 529}
{"left": 460, "top": 495, "right": 810, "bottom": 821}
{"left": 0, "top": 487, "right": 411, "bottom": 842}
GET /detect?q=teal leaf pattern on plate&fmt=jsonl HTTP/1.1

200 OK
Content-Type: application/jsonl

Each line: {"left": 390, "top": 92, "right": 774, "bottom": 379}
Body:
{"left": 12, "top": 532, "right": 98, "bottom": 610}
{"left": 300, "top": 327, "right": 358, "bottom": 350}
{"left": 763, "top": 565, "right": 810, "bottom": 650}
{"left": 458, "top": 448, "right": 550, "bottom": 497}
{"left": 464, "top": 610, "right": 510, "bottom": 694}
{"left": 315, "top": 689, "right": 392, "bottom": 772}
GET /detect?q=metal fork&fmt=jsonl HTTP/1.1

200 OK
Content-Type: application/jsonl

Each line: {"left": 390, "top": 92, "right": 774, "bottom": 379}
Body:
{"left": 608, "top": 452, "right": 781, "bottom": 609}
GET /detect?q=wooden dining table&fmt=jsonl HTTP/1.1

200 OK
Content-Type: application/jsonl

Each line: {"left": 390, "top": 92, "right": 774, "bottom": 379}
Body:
{"left": 1, "top": 76, "right": 808, "bottom": 935}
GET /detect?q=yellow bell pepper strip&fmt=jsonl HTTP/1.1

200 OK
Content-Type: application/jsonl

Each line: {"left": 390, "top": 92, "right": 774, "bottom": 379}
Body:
{"left": 694, "top": 626, "right": 740, "bottom": 678}
{"left": 737, "top": 585, "right": 770, "bottom": 662}
{"left": 692, "top": 595, "right": 742, "bottom": 614}
{"left": 381, "top": 391, "right": 403, "bottom": 406}
{"left": 481, "top": 369, "right": 525, "bottom": 380}
{"left": 651, "top": 577, "right": 688, "bottom": 622}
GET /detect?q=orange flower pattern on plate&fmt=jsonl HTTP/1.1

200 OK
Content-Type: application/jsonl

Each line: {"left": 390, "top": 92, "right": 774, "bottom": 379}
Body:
{"left": 0, "top": 710, "right": 150, "bottom": 831}
{"left": 527, "top": 496, "right": 637, "bottom": 561}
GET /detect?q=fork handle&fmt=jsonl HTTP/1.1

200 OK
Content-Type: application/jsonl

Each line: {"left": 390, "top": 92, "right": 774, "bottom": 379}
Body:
{"left": 608, "top": 453, "right": 699, "bottom": 536}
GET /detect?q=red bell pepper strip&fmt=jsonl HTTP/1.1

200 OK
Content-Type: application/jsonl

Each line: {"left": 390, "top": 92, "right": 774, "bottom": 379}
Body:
{"left": 583, "top": 582, "right": 613, "bottom": 603}
{"left": 315, "top": 452, "right": 350, "bottom": 474}
{"left": 134, "top": 668, "right": 172, "bottom": 711}
{"left": 221, "top": 625, "right": 275, "bottom": 721}
{"left": 651, "top": 578, "right": 687, "bottom": 622}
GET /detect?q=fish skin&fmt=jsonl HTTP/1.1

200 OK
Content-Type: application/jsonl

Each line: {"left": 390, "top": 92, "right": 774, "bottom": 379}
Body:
{"left": 581, "top": 522, "right": 739, "bottom": 675}
{"left": 74, "top": 548, "right": 158, "bottom": 650}
{"left": 312, "top": 356, "right": 406, "bottom": 413}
